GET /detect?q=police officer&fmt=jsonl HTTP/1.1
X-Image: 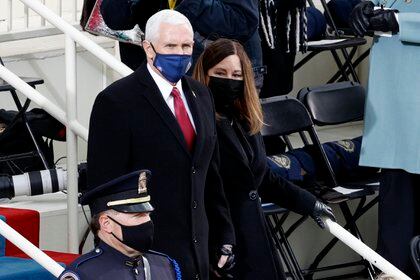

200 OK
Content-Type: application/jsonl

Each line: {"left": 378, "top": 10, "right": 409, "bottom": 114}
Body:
{"left": 58, "top": 170, "right": 181, "bottom": 280}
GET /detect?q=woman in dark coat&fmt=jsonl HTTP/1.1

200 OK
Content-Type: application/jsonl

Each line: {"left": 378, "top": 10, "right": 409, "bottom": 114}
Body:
{"left": 193, "top": 39, "right": 335, "bottom": 280}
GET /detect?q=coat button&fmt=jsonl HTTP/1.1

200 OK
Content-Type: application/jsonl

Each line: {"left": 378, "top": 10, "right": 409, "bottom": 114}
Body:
{"left": 249, "top": 190, "right": 258, "bottom": 201}
{"left": 195, "top": 274, "right": 200, "bottom": 279}
{"left": 192, "top": 166, "right": 196, "bottom": 174}
{"left": 192, "top": 200, "right": 198, "bottom": 209}
{"left": 193, "top": 237, "right": 198, "bottom": 243}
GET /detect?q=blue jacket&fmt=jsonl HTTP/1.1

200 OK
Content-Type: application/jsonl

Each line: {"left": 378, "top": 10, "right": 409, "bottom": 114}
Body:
{"left": 176, "top": 0, "right": 259, "bottom": 43}
{"left": 58, "top": 241, "right": 181, "bottom": 280}
{"left": 360, "top": 0, "right": 420, "bottom": 173}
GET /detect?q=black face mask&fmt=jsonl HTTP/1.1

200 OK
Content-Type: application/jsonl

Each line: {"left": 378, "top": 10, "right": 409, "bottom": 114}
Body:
{"left": 208, "top": 76, "right": 244, "bottom": 115}
{"left": 108, "top": 216, "right": 154, "bottom": 253}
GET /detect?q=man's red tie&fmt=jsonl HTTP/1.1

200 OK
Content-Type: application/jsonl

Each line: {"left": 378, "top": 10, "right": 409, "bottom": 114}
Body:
{"left": 171, "top": 87, "right": 196, "bottom": 152}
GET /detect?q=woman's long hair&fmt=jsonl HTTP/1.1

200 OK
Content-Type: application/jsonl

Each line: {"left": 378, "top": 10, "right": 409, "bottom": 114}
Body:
{"left": 193, "top": 38, "right": 264, "bottom": 135}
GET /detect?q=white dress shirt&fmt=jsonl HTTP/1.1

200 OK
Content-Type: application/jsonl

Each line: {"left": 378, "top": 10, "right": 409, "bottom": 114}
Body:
{"left": 147, "top": 63, "right": 196, "bottom": 131}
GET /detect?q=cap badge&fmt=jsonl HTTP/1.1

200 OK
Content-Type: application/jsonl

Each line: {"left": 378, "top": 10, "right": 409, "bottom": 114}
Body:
{"left": 138, "top": 172, "right": 148, "bottom": 194}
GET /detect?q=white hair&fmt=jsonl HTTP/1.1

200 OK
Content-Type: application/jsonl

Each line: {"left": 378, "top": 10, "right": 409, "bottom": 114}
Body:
{"left": 145, "top": 9, "right": 193, "bottom": 43}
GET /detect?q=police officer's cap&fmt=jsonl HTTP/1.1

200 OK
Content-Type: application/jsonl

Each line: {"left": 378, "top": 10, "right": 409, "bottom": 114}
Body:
{"left": 81, "top": 170, "right": 154, "bottom": 215}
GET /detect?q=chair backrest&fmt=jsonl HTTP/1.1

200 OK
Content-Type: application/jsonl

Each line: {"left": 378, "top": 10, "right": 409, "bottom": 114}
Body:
{"left": 297, "top": 81, "right": 365, "bottom": 126}
{"left": 261, "top": 96, "right": 338, "bottom": 187}
{"left": 261, "top": 96, "right": 314, "bottom": 137}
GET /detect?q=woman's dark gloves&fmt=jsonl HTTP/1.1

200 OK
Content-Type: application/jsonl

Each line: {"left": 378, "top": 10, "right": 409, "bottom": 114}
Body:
{"left": 349, "top": 1, "right": 375, "bottom": 36}
{"left": 311, "top": 201, "right": 336, "bottom": 229}
{"left": 212, "top": 245, "right": 236, "bottom": 279}
{"left": 349, "top": 1, "right": 399, "bottom": 36}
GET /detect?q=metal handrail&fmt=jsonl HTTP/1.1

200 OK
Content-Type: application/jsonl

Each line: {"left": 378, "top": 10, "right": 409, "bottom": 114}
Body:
{"left": 325, "top": 219, "right": 411, "bottom": 280}
{"left": 0, "top": 0, "right": 134, "bottom": 266}
{"left": 0, "top": 219, "right": 65, "bottom": 277}
{"left": 0, "top": 64, "right": 88, "bottom": 140}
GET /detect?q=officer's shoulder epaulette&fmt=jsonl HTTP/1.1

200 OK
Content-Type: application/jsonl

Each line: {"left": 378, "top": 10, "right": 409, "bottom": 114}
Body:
{"left": 72, "top": 247, "right": 104, "bottom": 268}
{"left": 147, "top": 250, "right": 182, "bottom": 280}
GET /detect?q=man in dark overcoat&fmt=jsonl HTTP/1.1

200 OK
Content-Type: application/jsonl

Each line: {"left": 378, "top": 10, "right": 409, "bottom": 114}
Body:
{"left": 87, "top": 10, "right": 235, "bottom": 280}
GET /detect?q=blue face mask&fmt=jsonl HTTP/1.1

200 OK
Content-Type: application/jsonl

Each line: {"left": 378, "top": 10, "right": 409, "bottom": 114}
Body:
{"left": 151, "top": 44, "right": 192, "bottom": 84}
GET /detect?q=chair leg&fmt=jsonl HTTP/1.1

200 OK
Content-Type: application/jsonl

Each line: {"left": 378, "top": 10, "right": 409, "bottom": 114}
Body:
{"left": 274, "top": 214, "right": 306, "bottom": 280}
{"left": 330, "top": 50, "right": 350, "bottom": 82}
{"left": 265, "top": 213, "right": 305, "bottom": 280}
{"left": 329, "top": 48, "right": 370, "bottom": 83}
{"left": 9, "top": 91, "right": 49, "bottom": 169}
{"left": 339, "top": 48, "right": 360, "bottom": 83}
{"left": 266, "top": 215, "right": 298, "bottom": 279}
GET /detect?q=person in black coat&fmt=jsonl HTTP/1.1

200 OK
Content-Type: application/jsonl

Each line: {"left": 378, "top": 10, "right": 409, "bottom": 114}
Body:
{"left": 193, "top": 38, "right": 336, "bottom": 280}
{"left": 87, "top": 11, "right": 235, "bottom": 280}
{"left": 97, "top": 0, "right": 261, "bottom": 75}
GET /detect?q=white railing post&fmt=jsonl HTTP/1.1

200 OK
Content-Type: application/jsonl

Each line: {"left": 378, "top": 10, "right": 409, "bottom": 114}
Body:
{"left": 65, "top": 35, "right": 79, "bottom": 254}
{"left": 58, "top": 0, "right": 63, "bottom": 17}
{"left": 72, "top": 0, "right": 78, "bottom": 22}
{"left": 7, "top": 0, "right": 13, "bottom": 31}
{"left": 41, "top": 0, "right": 46, "bottom": 26}
{"left": 24, "top": 5, "right": 29, "bottom": 28}
{"left": 101, "top": 62, "right": 107, "bottom": 89}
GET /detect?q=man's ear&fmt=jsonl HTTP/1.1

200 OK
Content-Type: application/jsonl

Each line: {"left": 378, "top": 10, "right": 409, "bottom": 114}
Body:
{"left": 98, "top": 214, "right": 112, "bottom": 234}
{"left": 142, "top": 40, "right": 154, "bottom": 61}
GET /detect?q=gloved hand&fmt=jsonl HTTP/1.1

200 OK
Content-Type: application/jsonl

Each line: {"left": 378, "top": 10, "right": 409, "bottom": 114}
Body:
{"left": 369, "top": 8, "right": 399, "bottom": 34}
{"left": 311, "top": 201, "right": 336, "bottom": 229}
{"left": 212, "top": 245, "right": 235, "bottom": 279}
{"left": 349, "top": 1, "right": 375, "bottom": 37}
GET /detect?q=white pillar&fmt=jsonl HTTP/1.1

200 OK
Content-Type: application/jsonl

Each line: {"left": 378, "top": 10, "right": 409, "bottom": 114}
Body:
{"left": 65, "top": 35, "right": 79, "bottom": 254}
{"left": 7, "top": 0, "right": 13, "bottom": 31}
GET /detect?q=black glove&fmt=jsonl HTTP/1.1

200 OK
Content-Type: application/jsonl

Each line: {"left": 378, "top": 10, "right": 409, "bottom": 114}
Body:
{"left": 349, "top": 1, "right": 375, "bottom": 37}
{"left": 212, "top": 245, "right": 236, "bottom": 279}
{"left": 311, "top": 201, "right": 336, "bottom": 229}
{"left": 369, "top": 8, "right": 399, "bottom": 34}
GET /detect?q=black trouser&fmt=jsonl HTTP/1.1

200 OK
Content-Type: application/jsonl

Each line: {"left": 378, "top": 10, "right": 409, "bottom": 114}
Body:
{"left": 377, "top": 168, "right": 420, "bottom": 277}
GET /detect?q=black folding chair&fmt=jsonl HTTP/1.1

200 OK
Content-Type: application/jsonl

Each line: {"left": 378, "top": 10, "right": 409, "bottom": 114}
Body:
{"left": 295, "top": 0, "right": 370, "bottom": 84}
{"left": 0, "top": 57, "right": 49, "bottom": 174}
{"left": 298, "top": 82, "right": 381, "bottom": 278}
{"left": 261, "top": 96, "right": 376, "bottom": 280}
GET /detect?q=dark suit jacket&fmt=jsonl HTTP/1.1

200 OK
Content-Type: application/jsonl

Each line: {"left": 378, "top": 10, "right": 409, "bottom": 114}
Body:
{"left": 87, "top": 63, "right": 235, "bottom": 280}
{"left": 215, "top": 118, "right": 316, "bottom": 279}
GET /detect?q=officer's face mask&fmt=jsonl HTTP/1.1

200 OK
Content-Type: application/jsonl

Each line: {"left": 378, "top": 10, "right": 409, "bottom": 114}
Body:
{"left": 108, "top": 216, "right": 154, "bottom": 253}
{"left": 208, "top": 76, "right": 244, "bottom": 114}
{"left": 150, "top": 43, "right": 192, "bottom": 84}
